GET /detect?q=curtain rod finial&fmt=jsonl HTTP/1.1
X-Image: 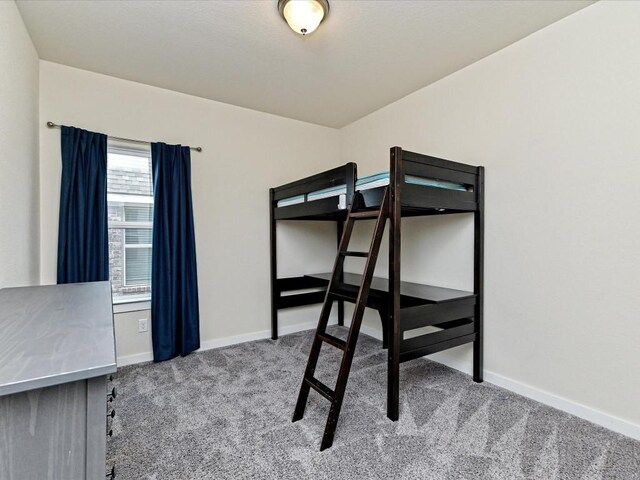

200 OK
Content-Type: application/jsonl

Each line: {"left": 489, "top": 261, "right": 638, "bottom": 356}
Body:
{"left": 46, "top": 121, "right": 55, "bottom": 128}
{"left": 195, "top": 147, "right": 202, "bottom": 152}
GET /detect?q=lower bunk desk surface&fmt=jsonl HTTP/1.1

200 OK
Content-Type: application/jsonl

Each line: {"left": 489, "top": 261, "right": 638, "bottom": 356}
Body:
{"left": 306, "top": 272, "right": 478, "bottom": 363}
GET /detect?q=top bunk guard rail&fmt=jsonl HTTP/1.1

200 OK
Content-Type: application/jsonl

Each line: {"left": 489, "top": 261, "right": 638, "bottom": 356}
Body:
{"left": 402, "top": 150, "right": 478, "bottom": 177}
{"left": 271, "top": 162, "right": 357, "bottom": 221}
{"left": 400, "top": 150, "right": 480, "bottom": 211}
{"left": 272, "top": 162, "right": 357, "bottom": 203}
{"left": 355, "top": 148, "right": 482, "bottom": 214}
{"left": 402, "top": 150, "right": 478, "bottom": 190}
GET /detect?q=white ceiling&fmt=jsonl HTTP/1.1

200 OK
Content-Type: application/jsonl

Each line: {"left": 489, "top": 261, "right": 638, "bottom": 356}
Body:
{"left": 16, "top": 0, "right": 593, "bottom": 128}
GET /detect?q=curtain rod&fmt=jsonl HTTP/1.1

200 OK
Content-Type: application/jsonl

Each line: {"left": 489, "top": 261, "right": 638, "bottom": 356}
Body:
{"left": 46, "top": 122, "right": 203, "bottom": 152}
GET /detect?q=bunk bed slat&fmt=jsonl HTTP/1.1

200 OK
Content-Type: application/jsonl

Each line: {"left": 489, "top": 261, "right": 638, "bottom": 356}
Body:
{"left": 403, "top": 163, "right": 477, "bottom": 187}
{"left": 274, "top": 196, "right": 345, "bottom": 220}
{"left": 402, "top": 150, "right": 478, "bottom": 174}
{"left": 400, "top": 297, "right": 476, "bottom": 332}
{"left": 277, "top": 291, "right": 327, "bottom": 309}
{"left": 358, "top": 184, "right": 477, "bottom": 212}
{"left": 276, "top": 276, "right": 328, "bottom": 291}
{"left": 399, "top": 333, "right": 477, "bottom": 363}
{"left": 401, "top": 318, "right": 476, "bottom": 353}
{"left": 274, "top": 276, "right": 329, "bottom": 311}
{"left": 401, "top": 183, "right": 477, "bottom": 211}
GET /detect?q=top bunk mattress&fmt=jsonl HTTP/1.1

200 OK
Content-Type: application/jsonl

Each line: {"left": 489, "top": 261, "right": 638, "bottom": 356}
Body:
{"left": 276, "top": 171, "right": 468, "bottom": 208}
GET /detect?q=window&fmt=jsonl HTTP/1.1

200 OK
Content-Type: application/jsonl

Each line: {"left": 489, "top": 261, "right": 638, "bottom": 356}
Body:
{"left": 107, "top": 145, "right": 153, "bottom": 304}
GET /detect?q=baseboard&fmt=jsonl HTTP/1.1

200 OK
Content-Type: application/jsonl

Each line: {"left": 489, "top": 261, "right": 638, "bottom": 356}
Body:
{"left": 118, "top": 322, "right": 639, "bottom": 441}
{"left": 117, "top": 351, "right": 153, "bottom": 367}
{"left": 116, "top": 319, "right": 334, "bottom": 368}
{"left": 360, "top": 325, "right": 640, "bottom": 441}
{"left": 198, "top": 319, "right": 335, "bottom": 351}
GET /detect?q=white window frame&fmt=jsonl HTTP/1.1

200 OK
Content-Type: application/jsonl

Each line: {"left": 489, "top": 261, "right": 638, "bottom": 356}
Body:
{"left": 107, "top": 143, "right": 154, "bottom": 310}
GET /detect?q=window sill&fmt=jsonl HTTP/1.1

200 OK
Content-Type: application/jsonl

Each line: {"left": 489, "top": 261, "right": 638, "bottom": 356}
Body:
{"left": 112, "top": 299, "right": 151, "bottom": 314}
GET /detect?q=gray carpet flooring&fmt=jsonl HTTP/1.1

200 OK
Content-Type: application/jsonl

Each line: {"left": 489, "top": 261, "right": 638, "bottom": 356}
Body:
{"left": 107, "top": 327, "right": 639, "bottom": 479}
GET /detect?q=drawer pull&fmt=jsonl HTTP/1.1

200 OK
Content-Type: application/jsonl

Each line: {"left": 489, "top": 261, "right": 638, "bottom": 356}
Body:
{"left": 108, "top": 409, "right": 116, "bottom": 419}
{"left": 107, "top": 429, "right": 113, "bottom": 438}
{"left": 108, "top": 387, "right": 117, "bottom": 402}
{"left": 106, "top": 465, "right": 116, "bottom": 479}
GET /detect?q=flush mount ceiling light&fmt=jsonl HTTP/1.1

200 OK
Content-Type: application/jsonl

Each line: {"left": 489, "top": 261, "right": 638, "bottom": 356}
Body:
{"left": 278, "top": 0, "right": 330, "bottom": 36}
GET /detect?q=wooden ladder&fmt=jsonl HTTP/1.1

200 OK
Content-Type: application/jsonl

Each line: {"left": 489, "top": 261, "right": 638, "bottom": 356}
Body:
{"left": 292, "top": 188, "right": 390, "bottom": 451}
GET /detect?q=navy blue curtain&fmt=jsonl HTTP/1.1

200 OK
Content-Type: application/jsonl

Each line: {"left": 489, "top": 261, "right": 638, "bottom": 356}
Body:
{"left": 57, "top": 126, "right": 108, "bottom": 284}
{"left": 151, "top": 143, "right": 200, "bottom": 362}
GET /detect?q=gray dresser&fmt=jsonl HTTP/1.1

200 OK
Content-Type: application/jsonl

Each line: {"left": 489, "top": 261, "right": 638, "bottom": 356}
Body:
{"left": 0, "top": 281, "right": 117, "bottom": 480}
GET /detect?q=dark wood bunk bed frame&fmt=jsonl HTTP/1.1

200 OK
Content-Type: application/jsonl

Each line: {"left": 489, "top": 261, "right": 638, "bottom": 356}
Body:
{"left": 270, "top": 147, "right": 484, "bottom": 450}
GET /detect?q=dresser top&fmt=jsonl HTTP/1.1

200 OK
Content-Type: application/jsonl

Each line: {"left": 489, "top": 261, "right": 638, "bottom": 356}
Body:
{"left": 0, "top": 281, "right": 116, "bottom": 396}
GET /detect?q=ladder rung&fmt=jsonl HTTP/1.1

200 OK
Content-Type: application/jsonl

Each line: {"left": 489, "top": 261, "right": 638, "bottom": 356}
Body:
{"left": 318, "top": 332, "right": 347, "bottom": 351}
{"left": 305, "top": 377, "right": 335, "bottom": 401}
{"left": 341, "top": 251, "right": 369, "bottom": 258}
{"left": 349, "top": 210, "right": 380, "bottom": 219}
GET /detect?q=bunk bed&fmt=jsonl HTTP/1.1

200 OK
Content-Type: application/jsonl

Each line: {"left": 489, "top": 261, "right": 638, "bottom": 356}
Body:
{"left": 269, "top": 146, "right": 484, "bottom": 449}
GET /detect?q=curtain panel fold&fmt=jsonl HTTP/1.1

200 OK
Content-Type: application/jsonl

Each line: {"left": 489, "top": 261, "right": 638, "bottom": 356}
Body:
{"left": 151, "top": 142, "right": 200, "bottom": 362}
{"left": 57, "top": 126, "right": 109, "bottom": 284}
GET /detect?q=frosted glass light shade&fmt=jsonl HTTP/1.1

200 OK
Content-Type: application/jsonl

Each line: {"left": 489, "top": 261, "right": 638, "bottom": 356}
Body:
{"left": 278, "top": 0, "right": 329, "bottom": 36}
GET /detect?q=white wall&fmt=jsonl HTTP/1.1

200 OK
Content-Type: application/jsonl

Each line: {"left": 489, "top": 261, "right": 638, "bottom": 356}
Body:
{"left": 0, "top": 2, "right": 39, "bottom": 288}
{"left": 39, "top": 61, "right": 341, "bottom": 361}
{"left": 340, "top": 1, "right": 640, "bottom": 427}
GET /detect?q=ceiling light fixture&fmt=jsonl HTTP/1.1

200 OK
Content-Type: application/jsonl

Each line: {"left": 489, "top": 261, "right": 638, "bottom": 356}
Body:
{"left": 278, "top": 0, "right": 329, "bottom": 36}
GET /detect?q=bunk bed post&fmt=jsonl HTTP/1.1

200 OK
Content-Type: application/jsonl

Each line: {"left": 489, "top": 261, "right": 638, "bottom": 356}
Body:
{"left": 387, "top": 146, "right": 402, "bottom": 421}
{"left": 270, "top": 188, "right": 278, "bottom": 340}
{"left": 336, "top": 220, "right": 344, "bottom": 326}
{"left": 336, "top": 163, "right": 356, "bottom": 328}
{"left": 473, "top": 167, "right": 485, "bottom": 382}
{"left": 345, "top": 162, "right": 356, "bottom": 210}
